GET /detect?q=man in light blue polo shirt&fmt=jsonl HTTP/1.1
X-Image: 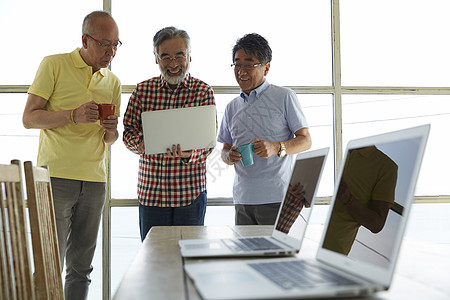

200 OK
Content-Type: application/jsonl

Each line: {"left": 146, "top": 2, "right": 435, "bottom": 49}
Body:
{"left": 217, "top": 33, "right": 312, "bottom": 225}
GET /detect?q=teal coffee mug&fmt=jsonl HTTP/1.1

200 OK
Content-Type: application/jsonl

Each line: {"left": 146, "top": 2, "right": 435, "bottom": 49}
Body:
{"left": 236, "top": 143, "right": 255, "bottom": 166}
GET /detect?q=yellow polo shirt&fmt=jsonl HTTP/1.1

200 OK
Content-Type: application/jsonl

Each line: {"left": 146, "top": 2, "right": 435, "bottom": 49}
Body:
{"left": 28, "top": 48, "right": 121, "bottom": 182}
{"left": 323, "top": 146, "right": 398, "bottom": 255}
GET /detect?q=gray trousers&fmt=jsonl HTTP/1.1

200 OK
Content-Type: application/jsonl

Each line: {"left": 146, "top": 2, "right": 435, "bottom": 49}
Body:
{"left": 235, "top": 202, "right": 281, "bottom": 225}
{"left": 51, "top": 177, "right": 106, "bottom": 300}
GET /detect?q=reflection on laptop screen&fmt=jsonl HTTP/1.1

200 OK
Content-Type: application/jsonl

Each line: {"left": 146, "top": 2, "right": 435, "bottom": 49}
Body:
{"left": 275, "top": 154, "right": 326, "bottom": 237}
{"left": 322, "top": 136, "right": 424, "bottom": 269}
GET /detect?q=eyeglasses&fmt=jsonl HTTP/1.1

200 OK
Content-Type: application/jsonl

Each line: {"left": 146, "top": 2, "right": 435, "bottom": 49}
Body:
{"left": 231, "top": 63, "right": 263, "bottom": 71}
{"left": 86, "top": 34, "right": 122, "bottom": 49}
{"left": 157, "top": 54, "right": 187, "bottom": 64}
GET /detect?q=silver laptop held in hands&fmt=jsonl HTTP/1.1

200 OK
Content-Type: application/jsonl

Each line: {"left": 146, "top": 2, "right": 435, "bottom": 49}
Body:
{"left": 184, "top": 124, "right": 430, "bottom": 299}
{"left": 141, "top": 105, "right": 217, "bottom": 155}
{"left": 179, "top": 147, "right": 329, "bottom": 257}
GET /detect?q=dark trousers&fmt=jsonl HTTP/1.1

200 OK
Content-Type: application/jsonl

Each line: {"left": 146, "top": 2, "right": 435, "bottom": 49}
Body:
{"left": 138, "top": 191, "right": 207, "bottom": 241}
{"left": 235, "top": 202, "right": 281, "bottom": 225}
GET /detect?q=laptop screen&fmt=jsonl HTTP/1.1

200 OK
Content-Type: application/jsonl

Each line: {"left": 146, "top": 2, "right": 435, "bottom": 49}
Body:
{"left": 321, "top": 126, "right": 429, "bottom": 270}
{"left": 274, "top": 149, "right": 328, "bottom": 240}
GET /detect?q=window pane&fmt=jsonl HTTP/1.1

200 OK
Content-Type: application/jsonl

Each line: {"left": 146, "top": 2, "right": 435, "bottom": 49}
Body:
{"left": 203, "top": 94, "right": 334, "bottom": 199}
{"left": 300, "top": 94, "right": 334, "bottom": 197}
{"left": 111, "top": 93, "right": 138, "bottom": 198}
{"left": 113, "top": 0, "right": 331, "bottom": 86}
{"left": 113, "top": 93, "right": 335, "bottom": 199}
{"left": 342, "top": 95, "right": 450, "bottom": 195}
{"left": 340, "top": 0, "right": 450, "bottom": 86}
{"left": 0, "top": 0, "right": 100, "bottom": 84}
{"left": 0, "top": 94, "right": 39, "bottom": 164}
{"left": 110, "top": 208, "right": 140, "bottom": 295}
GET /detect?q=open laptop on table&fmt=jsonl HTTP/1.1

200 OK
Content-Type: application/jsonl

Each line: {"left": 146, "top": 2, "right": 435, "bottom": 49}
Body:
{"left": 179, "top": 147, "right": 329, "bottom": 257}
{"left": 184, "top": 124, "right": 430, "bottom": 299}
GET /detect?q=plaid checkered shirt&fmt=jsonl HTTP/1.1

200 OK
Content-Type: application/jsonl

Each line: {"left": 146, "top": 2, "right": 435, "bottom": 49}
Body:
{"left": 275, "top": 187, "right": 310, "bottom": 233}
{"left": 123, "top": 74, "right": 215, "bottom": 207}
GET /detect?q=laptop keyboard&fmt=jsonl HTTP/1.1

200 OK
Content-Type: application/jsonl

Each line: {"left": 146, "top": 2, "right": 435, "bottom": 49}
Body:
{"left": 224, "top": 237, "right": 284, "bottom": 252}
{"left": 248, "top": 260, "right": 357, "bottom": 290}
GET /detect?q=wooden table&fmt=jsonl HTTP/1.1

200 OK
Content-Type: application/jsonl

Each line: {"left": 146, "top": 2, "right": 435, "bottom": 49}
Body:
{"left": 113, "top": 225, "right": 450, "bottom": 300}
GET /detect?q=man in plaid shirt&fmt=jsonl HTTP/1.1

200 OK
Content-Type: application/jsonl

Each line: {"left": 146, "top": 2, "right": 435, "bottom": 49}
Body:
{"left": 123, "top": 27, "right": 215, "bottom": 241}
{"left": 276, "top": 182, "right": 309, "bottom": 233}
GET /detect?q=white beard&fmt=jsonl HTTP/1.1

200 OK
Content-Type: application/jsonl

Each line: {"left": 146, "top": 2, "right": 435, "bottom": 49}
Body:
{"left": 160, "top": 62, "right": 190, "bottom": 86}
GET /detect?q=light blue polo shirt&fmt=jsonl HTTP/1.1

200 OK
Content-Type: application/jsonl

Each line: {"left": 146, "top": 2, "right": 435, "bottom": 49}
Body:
{"left": 217, "top": 80, "right": 308, "bottom": 205}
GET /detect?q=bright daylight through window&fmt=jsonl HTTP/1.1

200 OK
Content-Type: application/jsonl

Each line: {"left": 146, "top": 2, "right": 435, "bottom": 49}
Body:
{"left": 1, "top": 1, "right": 450, "bottom": 300}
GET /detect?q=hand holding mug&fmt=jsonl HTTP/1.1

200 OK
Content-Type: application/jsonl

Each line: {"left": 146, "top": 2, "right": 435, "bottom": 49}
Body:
{"left": 236, "top": 143, "right": 255, "bottom": 166}
{"left": 226, "top": 145, "right": 242, "bottom": 165}
{"left": 96, "top": 103, "right": 116, "bottom": 125}
{"left": 72, "top": 101, "right": 99, "bottom": 123}
{"left": 253, "top": 138, "right": 279, "bottom": 158}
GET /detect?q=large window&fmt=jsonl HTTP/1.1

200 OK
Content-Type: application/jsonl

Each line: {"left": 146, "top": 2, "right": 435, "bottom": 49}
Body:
{"left": 112, "top": 0, "right": 331, "bottom": 87}
{"left": 1, "top": 1, "right": 450, "bottom": 300}
{"left": 0, "top": 0, "right": 100, "bottom": 84}
{"left": 342, "top": 95, "right": 450, "bottom": 195}
{"left": 112, "top": 93, "right": 334, "bottom": 199}
{"left": 112, "top": 0, "right": 333, "bottom": 200}
{"left": 340, "top": 0, "right": 450, "bottom": 86}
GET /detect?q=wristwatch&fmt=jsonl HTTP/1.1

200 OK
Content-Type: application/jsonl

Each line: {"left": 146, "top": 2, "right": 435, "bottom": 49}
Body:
{"left": 277, "top": 142, "right": 287, "bottom": 158}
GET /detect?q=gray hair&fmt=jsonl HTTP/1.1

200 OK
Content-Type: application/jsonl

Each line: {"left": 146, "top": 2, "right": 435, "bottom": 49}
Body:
{"left": 153, "top": 26, "right": 191, "bottom": 55}
{"left": 232, "top": 33, "right": 272, "bottom": 64}
{"left": 82, "top": 10, "right": 113, "bottom": 35}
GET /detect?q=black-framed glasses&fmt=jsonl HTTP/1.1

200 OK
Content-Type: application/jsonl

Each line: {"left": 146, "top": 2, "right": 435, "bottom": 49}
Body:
{"left": 86, "top": 34, "right": 122, "bottom": 49}
{"left": 231, "top": 63, "right": 263, "bottom": 71}
{"left": 157, "top": 53, "right": 187, "bottom": 64}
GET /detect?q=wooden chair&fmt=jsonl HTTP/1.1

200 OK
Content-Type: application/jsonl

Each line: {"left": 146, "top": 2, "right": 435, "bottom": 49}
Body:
{"left": 24, "top": 161, "right": 64, "bottom": 300}
{"left": 0, "top": 160, "right": 35, "bottom": 300}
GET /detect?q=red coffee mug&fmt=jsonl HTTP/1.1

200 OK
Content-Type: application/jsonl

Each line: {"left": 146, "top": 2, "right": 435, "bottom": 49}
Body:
{"left": 97, "top": 103, "right": 116, "bottom": 125}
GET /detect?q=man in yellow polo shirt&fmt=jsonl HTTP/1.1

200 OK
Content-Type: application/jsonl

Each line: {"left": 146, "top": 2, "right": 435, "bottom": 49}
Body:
{"left": 323, "top": 146, "right": 398, "bottom": 255}
{"left": 22, "top": 11, "right": 121, "bottom": 300}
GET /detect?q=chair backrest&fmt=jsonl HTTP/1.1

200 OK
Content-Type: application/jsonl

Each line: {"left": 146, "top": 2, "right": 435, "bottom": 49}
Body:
{"left": 24, "top": 161, "right": 64, "bottom": 300}
{"left": 0, "top": 160, "right": 35, "bottom": 300}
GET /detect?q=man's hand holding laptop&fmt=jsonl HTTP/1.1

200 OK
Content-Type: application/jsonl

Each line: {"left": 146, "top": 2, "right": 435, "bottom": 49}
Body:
{"left": 165, "top": 144, "right": 193, "bottom": 159}
{"left": 136, "top": 142, "right": 193, "bottom": 159}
